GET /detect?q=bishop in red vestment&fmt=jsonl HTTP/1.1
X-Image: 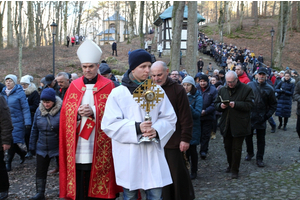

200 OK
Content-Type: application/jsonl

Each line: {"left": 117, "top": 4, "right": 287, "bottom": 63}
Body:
{"left": 59, "top": 39, "right": 121, "bottom": 200}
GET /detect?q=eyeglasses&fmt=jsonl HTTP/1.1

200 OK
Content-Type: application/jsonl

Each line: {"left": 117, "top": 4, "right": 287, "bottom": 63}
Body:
{"left": 171, "top": 73, "right": 179, "bottom": 76}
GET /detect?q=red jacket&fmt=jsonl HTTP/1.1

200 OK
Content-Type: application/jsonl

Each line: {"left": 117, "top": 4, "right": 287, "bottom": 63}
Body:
{"left": 71, "top": 37, "right": 75, "bottom": 43}
{"left": 238, "top": 72, "right": 250, "bottom": 84}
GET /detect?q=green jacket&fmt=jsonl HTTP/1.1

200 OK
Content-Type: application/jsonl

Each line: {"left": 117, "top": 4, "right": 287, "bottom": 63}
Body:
{"left": 214, "top": 80, "right": 254, "bottom": 137}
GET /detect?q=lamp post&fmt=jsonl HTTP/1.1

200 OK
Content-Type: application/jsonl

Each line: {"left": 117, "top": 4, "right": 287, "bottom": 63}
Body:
{"left": 50, "top": 21, "right": 57, "bottom": 76}
{"left": 270, "top": 27, "right": 275, "bottom": 68}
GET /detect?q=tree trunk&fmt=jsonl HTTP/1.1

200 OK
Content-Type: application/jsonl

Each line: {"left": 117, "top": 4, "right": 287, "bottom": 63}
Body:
{"left": 139, "top": 1, "right": 145, "bottom": 48}
{"left": 77, "top": 1, "right": 84, "bottom": 35}
{"left": 55, "top": 1, "right": 61, "bottom": 44}
{"left": 59, "top": 4, "right": 63, "bottom": 45}
{"left": 253, "top": 1, "right": 259, "bottom": 26}
{"left": 239, "top": 2, "right": 244, "bottom": 30}
{"left": 7, "top": 1, "right": 13, "bottom": 48}
{"left": 115, "top": 2, "right": 120, "bottom": 42}
{"left": 218, "top": 1, "right": 224, "bottom": 43}
{"left": 14, "top": 2, "right": 19, "bottom": 47}
{"left": 215, "top": 1, "right": 218, "bottom": 22}
{"left": 298, "top": 2, "right": 300, "bottom": 32}
{"left": 73, "top": 1, "right": 78, "bottom": 35}
{"left": 35, "top": 2, "right": 41, "bottom": 46}
{"left": 152, "top": 1, "right": 157, "bottom": 46}
{"left": 237, "top": 1, "right": 239, "bottom": 19}
{"left": 225, "top": 1, "right": 231, "bottom": 35}
{"left": 27, "top": 1, "right": 35, "bottom": 48}
{"left": 272, "top": 1, "right": 276, "bottom": 16}
{"left": 64, "top": 2, "right": 68, "bottom": 45}
{"left": 129, "top": 2, "right": 136, "bottom": 43}
{"left": 264, "top": 1, "right": 267, "bottom": 16}
{"left": 170, "top": 1, "right": 185, "bottom": 71}
{"left": 273, "top": 1, "right": 290, "bottom": 69}
{"left": 18, "top": 1, "right": 23, "bottom": 78}
{"left": 0, "top": 1, "right": 6, "bottom": 49}
{"left": 292, "top": 1, "right": 297, "bottom": 31}
{"left": 186, "top": 1, "right": 198, "bottom": 76}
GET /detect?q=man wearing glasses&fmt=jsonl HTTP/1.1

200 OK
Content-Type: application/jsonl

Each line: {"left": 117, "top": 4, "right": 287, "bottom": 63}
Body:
{"left": 215, "top": 71, "right": 254, "bottom": 179}
{"left": 170, "top": 70, "right": 180, "bottom": 83}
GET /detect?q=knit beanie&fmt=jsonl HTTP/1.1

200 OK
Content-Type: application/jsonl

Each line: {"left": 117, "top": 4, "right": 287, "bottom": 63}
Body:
{"left": 128, "top": 49, "right": 152, "bottom": 71}
{"left": 40, "top": 88, "right": 56, "bottom": 102}
{"left": 20, "top": 75, "right": 32, "bottom": 84}
{"left": 5, "top": 74, "right": 17, "bottom": 84}
{"left": 99, "top": 63, "right": 111, "bottom": 75}
{"left": 199, "top": 74, "right": 209, "bottom": 82}
{"left": 182, "top": 76, "right": 195, "bottom": 87}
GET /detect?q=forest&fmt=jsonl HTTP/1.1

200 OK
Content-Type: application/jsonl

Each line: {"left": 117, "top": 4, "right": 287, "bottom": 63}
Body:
{"left": 0, "top": 1, "right": 300, "bottom": 78}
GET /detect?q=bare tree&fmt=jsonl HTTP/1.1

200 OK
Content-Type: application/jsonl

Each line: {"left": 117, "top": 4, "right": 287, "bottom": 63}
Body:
{"left": 0, "top": 1, "right": 6, "bottom": 49}
{"left": 139, "top": 1, "right": 145, "bottom": 48}
{"left": 298, "top": 2, "right": 300, "bottom": 32}
{"left": 225, "top": 1, "right": 231, "bottom": 35}
{"left": 272, "top": 1, "right": 276, "bottom": 16}
{"left": 27, "top": 1, "right": 35, "bottom": 48}
{"left": 238, "top": 1, "right": 244, "bottom": 30}
{"left": 170, "top": 1, "right": 185, "bottom": 71}
{"left": 64, "top": 2, "right": 68, "bottom": 45}
{"left": 273, "top": 1, "right": 290, "bottom": 69}
{"left": 253, "top": 1, "right": 259, "bottom": 26}
{"left": 77, "top": 1, "right": 84, "bottom": 35}
{"left": 55, "top": 2, "right": 62, "bottom": 44}
{"left": 292, "top": 1, "right": 297, "bottom": 31}
{"left": 115, "top": 1, "right": 120, "bottom": 42}
{"left": 264, "top": 1, "right": 267, "bottom": 16}
{"left": 7, "top": 1, "right": 13, "bottom": 48}
{"left": 186, "top": 1, "right": 198, "bottom": 76}
{"left": 237, "top": 1, "right": 239, "bottom": 19}
{"left": 35, "top": 2, "right": 41, "bottom": 46}
{"left": 215, "top": 1, "right": 218, "bottom": 22}
{"left": 17, "top": 1, "right": 23, "bottom": 77}
{"left": 218, "top": 1, "right": 224, "bottom": 43}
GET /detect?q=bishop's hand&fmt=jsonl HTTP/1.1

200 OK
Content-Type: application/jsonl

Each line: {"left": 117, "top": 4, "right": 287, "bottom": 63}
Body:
{"left": 78, "top": 104, "right": 94, "bottom": 117}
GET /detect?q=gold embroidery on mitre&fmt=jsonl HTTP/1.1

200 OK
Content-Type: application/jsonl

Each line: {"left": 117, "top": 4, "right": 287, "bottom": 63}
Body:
{"left": 65, "top": 100, "right": 79, "bottom": 197}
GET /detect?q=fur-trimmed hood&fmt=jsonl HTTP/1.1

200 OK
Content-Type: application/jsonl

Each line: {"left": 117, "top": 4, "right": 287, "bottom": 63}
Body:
{"left": 39, "top": 96, "right": 62, "bottom": 116}
{"left": 24, "top": 83, "right": 38, "bottom": 96}
{"left": 281, "top": 76, "right": 295, "bottom": 84}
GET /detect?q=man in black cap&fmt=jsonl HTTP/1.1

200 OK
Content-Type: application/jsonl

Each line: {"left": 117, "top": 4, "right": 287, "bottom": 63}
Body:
{"left": 99, "top": 63, "right": 119, "bottom": 87}
{"left": 44, "top": 74, "right": 60, "bottom": 93}
{"left": 245, "top": 67, "right": 277, "bottom": 167}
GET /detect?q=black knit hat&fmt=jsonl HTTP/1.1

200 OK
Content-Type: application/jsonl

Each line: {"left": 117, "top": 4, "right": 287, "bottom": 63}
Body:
{"left": 199, "top": 74, "right": 209, "bottom": 82}
{"left": 99, "top": 63, "right": 111, "bottom": 75}
{"left": 40, "top": 88, "right": 56, "bottom": 102}
{"left": 128, "top": 49, "right": 152, "bottom": 71}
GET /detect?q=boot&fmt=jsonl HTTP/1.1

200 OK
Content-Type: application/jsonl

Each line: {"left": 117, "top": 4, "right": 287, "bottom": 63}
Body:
{"left": 283, "top": 125, "right": 287, "bottom": 131}
{"left": 29, "top": 178, "right": 46, "bottom": 200}
{"left": 211, "top": 132, "right": 216, "bottom": 140}
{"left": 5, "top": 153, "right": 12, "bottom": 172}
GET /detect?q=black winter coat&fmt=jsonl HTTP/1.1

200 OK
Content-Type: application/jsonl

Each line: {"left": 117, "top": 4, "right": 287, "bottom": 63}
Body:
{"left": 215, "top": 81, "right": 254, "bottom": 137}
{"left": 0, "top": 96, "right": 13, "bottom": 147}
{"left": 24, "top": 83, "right": 40, "bottom": 122}
{"left": 196, "top": 84, "right": 218, "bottom": 121}
{"left": 293, "top": 81, "right": 300, "bottom": 116}
{"left": 275, "top": 78, "right": 295, "bottom": 118}
{"left": 247, "top": 80, "right": 277, "bottom": 129}
{"left": 29, "top": 96, "right": 62, "bottom": 158}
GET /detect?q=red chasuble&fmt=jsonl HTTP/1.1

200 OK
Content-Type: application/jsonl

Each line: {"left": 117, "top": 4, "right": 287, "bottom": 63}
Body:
{"left": 59, "top": 75, "right": 122, "bottom": 200}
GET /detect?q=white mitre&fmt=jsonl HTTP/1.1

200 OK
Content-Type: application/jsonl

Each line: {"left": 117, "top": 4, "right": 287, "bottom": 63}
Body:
{"left": 77, "top": 39, "right": 102, "bottom": 63}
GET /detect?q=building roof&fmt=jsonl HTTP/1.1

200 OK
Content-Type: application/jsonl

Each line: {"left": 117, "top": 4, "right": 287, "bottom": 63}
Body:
{"left": 99, "top": 36, "right": 115, "bottom": 41}
{"left": 154, "top": 5, "right": 205, "bottom": 26}
{"left": 97, "top": 28, "right": 116, "bottom": 36}
{"left": 104, "top": 12, "right": 126, "bottom": 21}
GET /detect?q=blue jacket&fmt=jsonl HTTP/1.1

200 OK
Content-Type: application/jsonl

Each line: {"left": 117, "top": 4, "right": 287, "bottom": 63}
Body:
{"left": 188, "top": 90, "right": 203, "bottom": 145}
{"left": 196, "top": 83, "right": 218, "bottom": 121}
{"left": 1, "top": 84, "right": 31, "bottom": 143}
{"left": 29, "top": 96, "right": 61, "bottom": 158}
{"left": 275, "top": 78, "right": 295, "bottom": 118}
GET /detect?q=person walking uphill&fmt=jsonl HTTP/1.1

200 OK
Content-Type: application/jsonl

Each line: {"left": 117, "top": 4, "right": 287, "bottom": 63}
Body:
{"left": 102, "top": 49, "right": 177, "bottom": 200}
{"left": 0, "top": 96, "right": 13, "bottom": 200}
{"left": 275, "top": 71, "right": 295, "bottom": 131}
{"left": 245, "top": 67, "right": 277, "bottom": 168}
{"left": 59, "top": 39, "right": 121, "bottom": 200}
{"left": 182, "top": 76, "right": 203, "bottom": 180}
{"left": 1, "top": 74, "right": 31, "bottom": 172}
{"left": 29, "top": 88, "right": 62, "bottom": 200}
{"left": 215, "top": 71, "right": 254, "bottom": 179}
{"left": 112, "top": 41, "right": 117, "bottom": 56}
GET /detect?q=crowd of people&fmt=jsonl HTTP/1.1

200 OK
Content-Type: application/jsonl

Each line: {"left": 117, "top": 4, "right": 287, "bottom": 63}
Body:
{"left": 0, "top": 34, "right": 300, "bottom": 200}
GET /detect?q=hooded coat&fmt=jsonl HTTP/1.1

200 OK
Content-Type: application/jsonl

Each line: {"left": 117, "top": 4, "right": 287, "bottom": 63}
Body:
{"left": 29, "top": 96, "right": 62, "bottom": 158}
{"left": 275, "top": 77, "right": 295, "bottom": 118}
{"left": 1, "top": 84, "right": 31, "bottom": 143}
{"left": 24, "top": 83, "right": 40, "bottom": 121}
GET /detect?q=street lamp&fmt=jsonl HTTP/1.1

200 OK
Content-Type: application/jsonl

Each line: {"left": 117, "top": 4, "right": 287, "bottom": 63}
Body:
{"left": 270, "top": 27, "right": 275, "bottom": 68}
{"left": 50, "top": 21, "right": 57, "bottom": 76}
